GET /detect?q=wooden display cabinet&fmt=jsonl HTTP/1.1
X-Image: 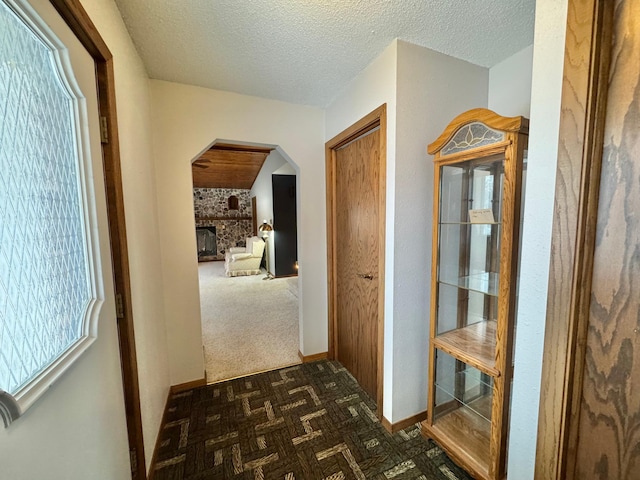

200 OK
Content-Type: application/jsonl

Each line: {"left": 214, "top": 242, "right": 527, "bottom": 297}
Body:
{"left": 421, "top": 109, "right": 528, "bottom": 480}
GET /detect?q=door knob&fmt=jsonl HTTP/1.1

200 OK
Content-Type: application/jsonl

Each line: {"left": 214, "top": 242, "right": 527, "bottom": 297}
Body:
{"left": 357, "top": 273, "right": 374, "bottom": 280}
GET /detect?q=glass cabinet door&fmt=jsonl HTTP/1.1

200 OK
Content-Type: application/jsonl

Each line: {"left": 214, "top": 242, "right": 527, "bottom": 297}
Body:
{"left": 423, "top": 110, "right": 528, "bottom": 480}
{"left": 435, "top": 155, "right": 505, "bottom": 368}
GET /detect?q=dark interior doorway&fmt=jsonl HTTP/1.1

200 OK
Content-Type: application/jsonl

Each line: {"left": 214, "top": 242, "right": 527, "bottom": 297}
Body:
{"left": 272, "top": 174, "right": 298, "bottom": 277}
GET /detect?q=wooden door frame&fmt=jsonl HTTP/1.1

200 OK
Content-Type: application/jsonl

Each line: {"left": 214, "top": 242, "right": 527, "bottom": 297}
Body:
{"left": 325, "top": 104, "right": 386, "bottom": 417}
{"left": 535, "top": 0, "right": 614, "bottom": 478}
{"left": 49, "top": 1, "right": 146, "bottom": 478}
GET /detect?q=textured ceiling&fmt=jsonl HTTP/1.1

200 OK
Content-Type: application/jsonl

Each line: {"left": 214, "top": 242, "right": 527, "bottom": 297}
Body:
{"left": 114, "top": 0, "right": 535, "bottom": 107}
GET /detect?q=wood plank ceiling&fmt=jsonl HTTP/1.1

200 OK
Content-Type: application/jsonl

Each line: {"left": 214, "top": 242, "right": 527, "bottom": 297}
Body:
{"left": 192, "top": 143, "right": 273, "bottom": 189}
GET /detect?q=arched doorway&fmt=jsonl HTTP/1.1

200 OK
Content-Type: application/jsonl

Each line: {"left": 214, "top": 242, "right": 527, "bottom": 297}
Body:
{"left": 191, "top": 140, "right": 302, "bottom": 382}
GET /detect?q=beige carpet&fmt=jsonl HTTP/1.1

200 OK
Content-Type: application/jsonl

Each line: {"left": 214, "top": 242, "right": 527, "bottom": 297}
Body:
{"left": 198, "top": 261, "right": 300, "bottom": 383}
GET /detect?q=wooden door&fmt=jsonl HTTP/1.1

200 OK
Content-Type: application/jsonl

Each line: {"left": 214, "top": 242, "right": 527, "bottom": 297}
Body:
{"left": 574, "top": 0, "right": 640, "bottom": 476}
{"left": 326, "top": 105, "right": 386, "bottom": 410}
{"left": 537, "top": 0, "right": 640, "bottom": 478}
{"left": 335, "top": 129, "right": 380, "bottom": 399}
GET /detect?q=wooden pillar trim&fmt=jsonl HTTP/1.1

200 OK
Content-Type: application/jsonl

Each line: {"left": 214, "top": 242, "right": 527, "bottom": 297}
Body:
{"left": 534, "top": 0, "right": 614, "bottom": 478}
{"left": 49, "top": 0, "right": 111, "bottom": 60}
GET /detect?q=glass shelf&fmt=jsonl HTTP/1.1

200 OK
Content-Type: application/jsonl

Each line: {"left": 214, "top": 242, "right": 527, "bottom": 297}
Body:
{"left": 437, "top": 221, "right": 501, "bottom": 298}
{"left": 436, "top": 282, "right": 498, "bottom": 336}
{"left": 435, "top": 385, "right": 492, "bottom": 423}
{"left": 460, "top": 367, "right": 494, "bottom": 391}
{"left": 439, "top": 222, "right": 501, "bottom": 225}
{"left": 435, "top": 364, "right": 494, "bottom": 419}
{"left": 438, "top": 272, "right": 499, "bottom": 297}
{"left": 431, "top": 351, "right": 492, "bottom": 470}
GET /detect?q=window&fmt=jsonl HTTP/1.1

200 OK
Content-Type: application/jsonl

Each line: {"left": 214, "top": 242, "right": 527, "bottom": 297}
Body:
{"left": 0, "top": 0, "right": 103, "bottom": 426}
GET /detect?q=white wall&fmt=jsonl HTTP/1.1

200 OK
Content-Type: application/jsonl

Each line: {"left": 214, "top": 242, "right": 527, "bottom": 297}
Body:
{"left": 83, "top": 0, "right": 171, "bottom": 470}
{"left": 150, "top": 81, "right": 326, "bottom": 369}
{"left": 393, "top": 41, "right": 488, "bottom": 422}
{"left": 0, "top": 0, "right": 170, "bottom": 476}
{"left": 0, "top": 0, "right": 561, "bottom": 476}
{"left": 250, "top": 150, "right": 288, "bottom": 274}
{"left": 488, "top": 45, "right": 534, "bottom": 118}
{"left": 91, "top": 0, "right": 172, "bottom": 471}
{"left": 273, "top": 163, "right": 296, "bottom": 175}
{"left": 508, "top": 1, "right": 568, "bottom": 477}
{"left": 325, "top": 40, "right": 398, "bottom": 420}
{"left": 251, "top": 150, "right": 288, "bottom": 226}
{"left": 325, "top": 40, "right": 488, "bottom": 423}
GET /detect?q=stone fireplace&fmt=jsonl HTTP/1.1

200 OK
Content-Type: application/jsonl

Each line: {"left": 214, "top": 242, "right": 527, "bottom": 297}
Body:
{"left": 193, "top": 188, "right": 254, "bottom": 261}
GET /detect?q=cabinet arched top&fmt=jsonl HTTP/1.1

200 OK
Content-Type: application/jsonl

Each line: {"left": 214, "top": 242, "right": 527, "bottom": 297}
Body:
{"left": 428, "top": 108, "right": 529, "bottom": 156}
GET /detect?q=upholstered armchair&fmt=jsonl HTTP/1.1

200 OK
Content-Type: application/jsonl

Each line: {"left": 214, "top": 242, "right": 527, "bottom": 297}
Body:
{"left": 224, "top": 236, "right": 265, "bottom": 277}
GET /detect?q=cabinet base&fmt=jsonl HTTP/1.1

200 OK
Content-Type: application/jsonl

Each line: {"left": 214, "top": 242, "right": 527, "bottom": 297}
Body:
{"left": 421, "top": 416, "right": 498, "bottom": 480}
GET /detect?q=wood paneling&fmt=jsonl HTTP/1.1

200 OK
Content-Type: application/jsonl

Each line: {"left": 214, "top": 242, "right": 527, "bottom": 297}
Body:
{"left": 335, "top": 128, "right": 381, "bottom": 400}
{"left": 326, "top": 104, "right": 386, "bottom": 418}
{"left": 192, "top": 144, "right": 273, "bottom": 189}
{"left": 535, "top": 0, "right": 614, "bottom": 478}
{"left": 574, "top": 1, "right": 640, "bottom": 477}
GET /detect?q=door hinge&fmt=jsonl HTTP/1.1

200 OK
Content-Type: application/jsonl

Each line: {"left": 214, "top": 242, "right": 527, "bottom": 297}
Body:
{"left": 115, "top": 293, "right": 125, "bottom": 319}
{"left": 100, "top": 116, "right": 109, "bottom": 144}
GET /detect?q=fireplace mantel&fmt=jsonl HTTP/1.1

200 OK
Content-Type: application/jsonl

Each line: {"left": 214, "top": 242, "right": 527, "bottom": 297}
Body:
{"left": 194, "top": 216, "right": 252, "bottom": 221}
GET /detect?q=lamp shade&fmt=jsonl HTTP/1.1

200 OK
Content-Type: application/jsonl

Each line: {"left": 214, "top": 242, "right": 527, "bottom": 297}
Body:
{"left": 258, "top": 221, "right": 273, "bottom": 233}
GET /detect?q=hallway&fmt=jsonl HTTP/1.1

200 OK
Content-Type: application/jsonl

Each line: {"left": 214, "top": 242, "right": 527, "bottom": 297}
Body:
{"left": 153, "top": 360, "right": 472, "bottom": 479}
{"left": 199, "top": 262, "right": 300, "bottom": 383}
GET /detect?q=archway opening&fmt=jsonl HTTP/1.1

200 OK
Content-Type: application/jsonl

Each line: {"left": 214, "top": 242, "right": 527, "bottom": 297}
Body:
{"left": 191, "top": 139, "right": 302, "bottom": 382}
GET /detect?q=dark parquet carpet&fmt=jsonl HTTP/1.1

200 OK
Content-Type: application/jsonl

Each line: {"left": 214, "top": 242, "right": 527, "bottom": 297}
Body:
{"left": 153, "top": 360, "right": 472, "bottom": 480}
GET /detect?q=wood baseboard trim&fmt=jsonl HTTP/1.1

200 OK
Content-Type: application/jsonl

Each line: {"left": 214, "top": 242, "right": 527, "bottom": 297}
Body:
{"left": 382, "top": 410, "right": 429, "bottom": 434}
{"left": 297, "top": 351, "right": 329, "bottom": 363}
{"left": 170, "top": 377, "right": 207, "bottom": 394}
{"left": 147, "top": 389, "right": 172, "bottom": 480}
